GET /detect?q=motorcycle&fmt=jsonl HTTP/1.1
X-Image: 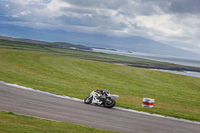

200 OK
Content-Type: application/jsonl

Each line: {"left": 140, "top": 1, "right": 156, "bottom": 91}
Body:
{"left": 84, "top": 90, "right": 119, "bottom": 108}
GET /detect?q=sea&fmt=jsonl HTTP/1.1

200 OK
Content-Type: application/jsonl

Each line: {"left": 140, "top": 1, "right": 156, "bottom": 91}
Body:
{"left": 92, "top": 48, "right": 200, "bottom": 78}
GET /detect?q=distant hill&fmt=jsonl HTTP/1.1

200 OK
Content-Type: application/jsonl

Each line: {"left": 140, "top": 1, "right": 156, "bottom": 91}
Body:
{"left": 65, "top": 33, "right": 200, "bottom": 59}
{"left": 0, "top": 35, "right": 92, "bottom": 51}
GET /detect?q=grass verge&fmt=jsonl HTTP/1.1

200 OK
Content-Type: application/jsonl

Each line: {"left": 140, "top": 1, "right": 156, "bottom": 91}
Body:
{"left": 0, "top": 111, "right": 117, "bottom": 133}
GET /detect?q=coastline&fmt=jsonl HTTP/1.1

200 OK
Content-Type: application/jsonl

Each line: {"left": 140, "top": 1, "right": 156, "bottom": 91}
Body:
{"left": 111, "top": 62, "right": 200, "bottom": 72}
{"left": 91, "top": 48, "right": 200, "bottom": 72}
{"left": 111, "top": 62, "right": 200, "bottom": 78}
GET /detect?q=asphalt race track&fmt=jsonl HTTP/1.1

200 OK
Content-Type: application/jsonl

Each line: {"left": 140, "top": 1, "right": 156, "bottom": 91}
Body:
{"left": 0, "top": 83, "right": 200, "bottom": 133}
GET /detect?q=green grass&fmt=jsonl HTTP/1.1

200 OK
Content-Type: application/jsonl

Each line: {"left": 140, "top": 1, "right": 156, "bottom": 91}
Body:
{"left": 0, "top": 40, "right": 171, "bottom": 64}
{"left": 0, "top": 111, "right": 117, "bottom": 133}
{"left": 0, "top": 40, "right": 200, "bottom": 123}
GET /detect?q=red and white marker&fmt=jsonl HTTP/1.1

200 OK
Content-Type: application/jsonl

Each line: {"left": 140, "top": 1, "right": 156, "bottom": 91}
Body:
{"left": 142, "top": 98, "right": 155, "bottom": 108}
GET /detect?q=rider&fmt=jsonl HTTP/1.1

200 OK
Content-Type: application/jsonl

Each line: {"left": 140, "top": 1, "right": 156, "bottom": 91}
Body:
{"left": 95, "top": 89, "right": 109, "bottom": 97}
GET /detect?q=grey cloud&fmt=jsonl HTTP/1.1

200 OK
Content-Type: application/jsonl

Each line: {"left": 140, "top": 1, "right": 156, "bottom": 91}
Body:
{"left": 59, "top": 6, "right": 100, "bottom": 19}
{"left": 139, "top": 0, "right": 200, "bottom": 14}
{"left": 57, "top": 13, "right": 127, "bottom": 31}
{"left": 167, "top": 0, "right": 200, "bottom": 14}
{"left": 58, "top": 15, "right": 99, "bottom": 27}
{"left": 61, "top": 0, "right": 129, "bottom": 10}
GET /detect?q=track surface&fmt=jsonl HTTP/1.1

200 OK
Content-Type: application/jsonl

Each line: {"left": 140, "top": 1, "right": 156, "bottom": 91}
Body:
{"left": 0, "top": 84, "right": 200, "bottom": 133}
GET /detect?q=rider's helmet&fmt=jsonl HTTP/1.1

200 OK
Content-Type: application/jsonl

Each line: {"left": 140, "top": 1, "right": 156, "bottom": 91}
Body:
{"left": 104, "top": 90, "right": 109, "bottom": 94}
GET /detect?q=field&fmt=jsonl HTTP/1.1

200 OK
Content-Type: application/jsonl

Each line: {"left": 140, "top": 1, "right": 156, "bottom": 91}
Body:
{"left": 0, "top": 40, "right": 200, "bottom": 127}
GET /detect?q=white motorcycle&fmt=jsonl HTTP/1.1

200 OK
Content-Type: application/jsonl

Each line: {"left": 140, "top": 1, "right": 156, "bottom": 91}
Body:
{"left": 84, "top": 90, "right": 119, "bottom": 108}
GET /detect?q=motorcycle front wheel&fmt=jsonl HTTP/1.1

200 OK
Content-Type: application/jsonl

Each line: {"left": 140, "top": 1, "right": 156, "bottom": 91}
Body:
{"left": 104, "top": 99, "right": 116, "bottom": 108}
{"left": 84, "top": 96, "right": 93, "bottom": 104}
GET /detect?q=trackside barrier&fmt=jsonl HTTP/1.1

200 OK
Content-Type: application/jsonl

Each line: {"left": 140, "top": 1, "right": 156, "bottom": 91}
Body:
{"left": 142, "top": 98, "right": 155, "bottom": 108}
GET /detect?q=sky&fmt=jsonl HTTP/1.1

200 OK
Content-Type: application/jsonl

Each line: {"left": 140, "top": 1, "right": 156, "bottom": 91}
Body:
{"left": 0, "top": 0, "right": 200, "bottom": 53}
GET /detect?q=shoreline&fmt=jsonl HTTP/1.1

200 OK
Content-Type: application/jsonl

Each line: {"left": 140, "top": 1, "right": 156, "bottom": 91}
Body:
{"left": 112, "top": 62, "right": 200, "bottom": 78}
{"left": 111, "top": 62, "right": 200, "bottom": 72}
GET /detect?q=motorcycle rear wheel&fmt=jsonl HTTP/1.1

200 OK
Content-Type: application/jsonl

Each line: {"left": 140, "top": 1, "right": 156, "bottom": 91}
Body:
{"left": 84, "top": 96, "right": 93, "bottom": 104}
{"left": 104, "top": 99, "right": 116, "bottom": 108}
